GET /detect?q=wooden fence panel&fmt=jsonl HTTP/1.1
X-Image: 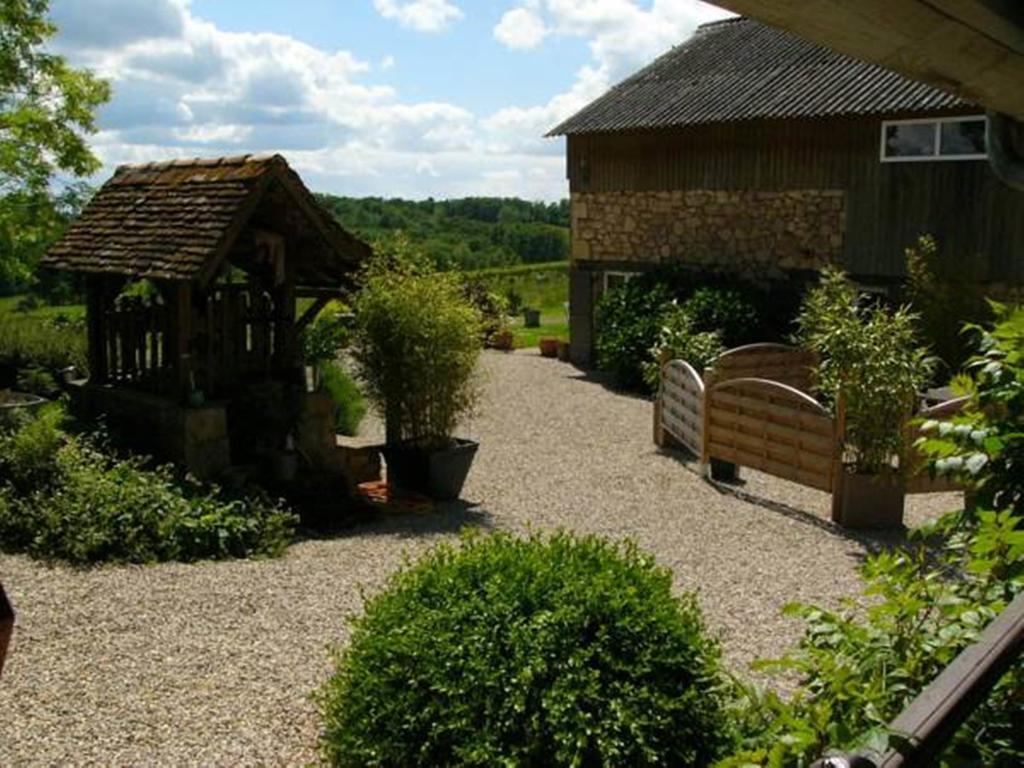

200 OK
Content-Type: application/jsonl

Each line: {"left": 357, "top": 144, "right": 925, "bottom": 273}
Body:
{"left": 904, "top": 397, "right": 970, "bottom": 495}
{"left": 705, "top": 377, "right": 837, "bottom": 492}
{"left": 707, "top": 343, "right": 818, "bottom": 393}
{"left": 660, "top": 360, "right": 704, "bottom": 455}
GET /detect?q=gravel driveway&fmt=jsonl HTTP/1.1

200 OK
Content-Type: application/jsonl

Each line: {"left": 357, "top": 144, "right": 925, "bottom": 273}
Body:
{"left": 0, "top": 351, "right": 960, "bottom": 766}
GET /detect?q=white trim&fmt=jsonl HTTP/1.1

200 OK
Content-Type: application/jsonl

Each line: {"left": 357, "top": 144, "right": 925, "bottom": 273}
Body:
{"left": 603, "top": 270, "right": 638, "bottom": 292}
{"left": 880, "top": 115, "right": 988, "bottom": 163}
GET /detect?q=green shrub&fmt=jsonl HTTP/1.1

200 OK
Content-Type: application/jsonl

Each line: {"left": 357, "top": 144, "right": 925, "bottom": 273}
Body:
{"left": 683, "top": 287, "right": 759, "bottom": 347}
{"left": 642, "top": 304, "right": 725, "bottom": 390}
{"left": 0, "top": 407, "right": 296, "bottom": 565}
{"left": 352, "top": 240, "right": 483, "bottom": 448}
{"left": 595, "top": 281, "right": 673, "bottom": 390}
{"left": 317, "top": 531, "right": 735, "bottom": 767}
{"left": 795, "top": 268, "right": 934, "bottom": 475}
{"left": 905, "top": 234, "right": 990, "bottom": 376}
{"left": 723, "top": 508, "right": 1023, "bottom": 767}
{"left": 320, "top": 362, "right": 367, "bottom": 437}
{"left": 0, "top": 314, "right": 87, "bottom": 375}
{"left": 300, "top": 311, "right": 351, "bottom": 368}
{"left": 916, "top": 303, "right": 1024, "bottom": 515}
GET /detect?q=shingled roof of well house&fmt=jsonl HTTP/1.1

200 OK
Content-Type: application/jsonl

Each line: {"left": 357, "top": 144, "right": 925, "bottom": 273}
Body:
{"left": 41, "top": 154, "right": 371, "bottom": 284}
{"left": 549, "top": 17, "right": 969, "bottom": 136}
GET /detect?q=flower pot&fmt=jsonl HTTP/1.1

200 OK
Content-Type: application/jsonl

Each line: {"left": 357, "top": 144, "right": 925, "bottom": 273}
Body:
{"left": 1, "top": 583, "right": 14, "bottom": 678}
{"left": 557, "top": 341, "right": 571, "bottom": 362}
{"left": 832, "top": 471, "right": 905, "bottom": 528}
{"left": 490, "top": 329, "right": 515, "bottom": 351}
{"left": 709, "top": 458, "right": 739, "bottom": 483}
{"left": 523, "top": 308, "right": 541, "bottom": 328}
{"left": 383, "top": 438, "right": 479, "bottom": 501}
{"left": 539, "top": 338, "right": 560, "bottom": 358}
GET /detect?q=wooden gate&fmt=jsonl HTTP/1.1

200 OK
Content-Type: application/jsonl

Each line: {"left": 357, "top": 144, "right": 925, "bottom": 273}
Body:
{"left": 704, "top": 377, "right": 838, "bottom": 492}
{"left": 904, "top": 396, "right": 969, "bottom": 495}
{"left": 707, "top": 343, "right": 817, "bottom": 393}
{"left": 658, "top": 359, "right": 705, "bottom": 455}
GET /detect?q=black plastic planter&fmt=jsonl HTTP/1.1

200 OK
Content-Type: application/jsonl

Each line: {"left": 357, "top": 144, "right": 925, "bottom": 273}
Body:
{"left": 1, "top": 582, "right": 13, "bottom": 678}
{"left": 384, "top": 438, "right": 479, "bottom": 501}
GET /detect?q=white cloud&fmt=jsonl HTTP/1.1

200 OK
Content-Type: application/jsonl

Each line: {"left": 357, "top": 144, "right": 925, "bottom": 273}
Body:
{"left": 47, "top": 0, "right": 731, "bottom": 202}
{"left": 494, "top": 6, "right": 549, "bottom": 50}
{"left": 373, "top": 0, "right": 463, "bottom": 32}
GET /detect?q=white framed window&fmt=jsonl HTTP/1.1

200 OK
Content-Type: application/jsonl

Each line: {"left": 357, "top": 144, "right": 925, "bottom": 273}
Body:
{"left": 881, "top": 115, "right": 987, "bottom": 162}
{"left": 603, "top": 271, "right": 638, "bottom": 292}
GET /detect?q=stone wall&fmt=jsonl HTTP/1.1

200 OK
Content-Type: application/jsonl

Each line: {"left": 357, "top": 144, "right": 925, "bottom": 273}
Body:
{"left": 571, "top": 189, "right": 846, "bottom": 279}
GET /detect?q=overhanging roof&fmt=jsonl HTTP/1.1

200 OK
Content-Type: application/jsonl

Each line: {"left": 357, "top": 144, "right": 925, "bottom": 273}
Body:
{"left": 713, "top": 0, "right": 1024, "bottom": 122}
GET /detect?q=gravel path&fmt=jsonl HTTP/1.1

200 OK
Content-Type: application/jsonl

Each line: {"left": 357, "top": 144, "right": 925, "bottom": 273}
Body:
{"left": 0, "top": 351, "right": 960, "bottom": 766}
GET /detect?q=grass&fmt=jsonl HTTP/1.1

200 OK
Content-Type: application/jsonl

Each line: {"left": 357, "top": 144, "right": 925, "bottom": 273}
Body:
{"left": 0, "top": 294, "right": 85, "bottom": 322}
{"left": 511, "top": 316, "right": 569, "bottom": 349}
{"left": 469, "top": 261, "right": 568, "bottom": 316}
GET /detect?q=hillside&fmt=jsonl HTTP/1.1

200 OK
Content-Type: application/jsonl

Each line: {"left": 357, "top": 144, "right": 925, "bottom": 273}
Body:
{"left": 316, "top": 195, "right": 570, "bottom": 271}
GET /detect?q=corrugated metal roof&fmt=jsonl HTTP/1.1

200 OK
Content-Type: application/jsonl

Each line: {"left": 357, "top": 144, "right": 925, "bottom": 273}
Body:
{"left": 549, "top": 17, "right": 970, "bottom": 136}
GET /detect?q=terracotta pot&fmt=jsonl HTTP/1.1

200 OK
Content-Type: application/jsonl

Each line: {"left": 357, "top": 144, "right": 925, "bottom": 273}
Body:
{"left": 490, "top": 329, "right": 515, "bottom": 351}
{"left": 832, "top": 471, "right": 905, "bottom": 528}
{"left": 1, "top": 583, "right": 14, "bottom": 678}
{"left": 539, "top": 338, "right": 560, "bottom": 358}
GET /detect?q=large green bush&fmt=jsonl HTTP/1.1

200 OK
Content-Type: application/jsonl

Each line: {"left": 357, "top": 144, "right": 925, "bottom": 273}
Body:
{"left": 595, "top": 281, "right": 673, "bottom": 390}
{"left": 317, "top": 531, "right": 735, "bottom": 767}
{"left": 642, "top": 303, "right": 725, "bottom": 390}
{"left": 0, "top": 313, "right": 87, "bottom": 377}
{"left": 0, "top": 406, "right": 296, "bottom": 565}
{"left": 352, "top": 240, "right": 483, "bottom": 448}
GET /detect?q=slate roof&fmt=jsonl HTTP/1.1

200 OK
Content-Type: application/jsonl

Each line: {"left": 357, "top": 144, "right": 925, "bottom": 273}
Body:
{"left": 549, "top": 17, "right": 970, "bottom": 136}
{"left": 42, "top": 154, "right": 372, "bottom": 286}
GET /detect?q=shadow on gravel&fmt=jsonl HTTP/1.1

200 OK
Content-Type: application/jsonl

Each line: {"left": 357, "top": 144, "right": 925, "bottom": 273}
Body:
{"left": 655, "top": 445, "right": 913, "bottom": 559}
{"left": 563, "top": 366, "right": 655, "bottom": 403}
{"left": 295, "top": 500, "right": 494, "bottom": 543}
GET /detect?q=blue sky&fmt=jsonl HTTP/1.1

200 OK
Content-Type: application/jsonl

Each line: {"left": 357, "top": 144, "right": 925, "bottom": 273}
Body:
{"left": 49, "top": 1, "right": 730, "bottom": 201}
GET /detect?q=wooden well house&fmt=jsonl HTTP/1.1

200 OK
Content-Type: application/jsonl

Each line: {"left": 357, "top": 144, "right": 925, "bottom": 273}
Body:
{"left": 41, "top": 154, "right": 372, "bottom": 477}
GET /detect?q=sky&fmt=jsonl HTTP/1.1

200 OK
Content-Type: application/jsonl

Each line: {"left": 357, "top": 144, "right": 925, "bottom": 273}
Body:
{"left": 48, "top": 0, "right": 732, "bottom": 201}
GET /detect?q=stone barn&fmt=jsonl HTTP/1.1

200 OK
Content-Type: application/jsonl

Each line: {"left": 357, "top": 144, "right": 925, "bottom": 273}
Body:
{"left": 41, "top": 154, "right": 371, "bottom": 478}
{"left": 549, "top": 17, "right": 1024, "bottom": 365}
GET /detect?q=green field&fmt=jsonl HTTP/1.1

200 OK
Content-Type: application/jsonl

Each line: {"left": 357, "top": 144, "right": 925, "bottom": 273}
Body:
{"left": 0, "top": 294, "right": 85, "bottom": 322}
{"left": 469, "top": 261, "right": 568, "bottom": 314}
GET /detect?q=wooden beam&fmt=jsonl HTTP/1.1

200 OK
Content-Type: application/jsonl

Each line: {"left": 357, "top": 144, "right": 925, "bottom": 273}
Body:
{"left": 296, "top": 296, "right": 330, "bottom": 331}
{"left": 714, "top": 0, "right": 1024, "bottom": 120}
{"left": 294, "top": 285, "right": 348, "bottom": 299}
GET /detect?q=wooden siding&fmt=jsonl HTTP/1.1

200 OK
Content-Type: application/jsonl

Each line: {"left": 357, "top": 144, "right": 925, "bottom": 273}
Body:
{"left": 567, "top": 113, "right": 1024, "bottom": 280}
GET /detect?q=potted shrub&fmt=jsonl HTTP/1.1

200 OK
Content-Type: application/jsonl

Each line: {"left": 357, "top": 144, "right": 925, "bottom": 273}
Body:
{"left": 0, "top": 582, "right": 13, "bottom": 677}
{"left": 797, "top": 269, "right": 934, "bottom": 527}
{"left": 352, "top": 244, "right": 483, "bottom": 501}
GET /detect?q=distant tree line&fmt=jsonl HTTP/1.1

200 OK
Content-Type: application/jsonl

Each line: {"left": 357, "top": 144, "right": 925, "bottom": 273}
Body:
{"left": 316, "top": 195, "right": 570, "bottom": 271}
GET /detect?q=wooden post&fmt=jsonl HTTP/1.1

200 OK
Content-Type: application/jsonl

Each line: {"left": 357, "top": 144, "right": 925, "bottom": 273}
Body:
{"left": 830, "top": 389, "right": 848, "bottom": 523}
{"left": 167, "top": 283, "right": 193, "bottom": 403}
{"left": 85, "top": 276, "right": 107, "bottom": 383}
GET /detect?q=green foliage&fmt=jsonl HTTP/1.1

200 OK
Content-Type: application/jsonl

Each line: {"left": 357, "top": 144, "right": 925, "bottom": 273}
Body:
{"left": 1, "top": 0, "right": 109, "bottom": 286}
{"left": 0, "top": 406, "right": 296, "bottom": 565}
{"left": 0, "top": 311, "right": 87, "bottom": 375}
{"left": 917, "top": 303, "right": 1024, "bottom": 515}
{"left": 905, "top": 234, "right": 990, "bottom": 376}
{"left": 462, "top": 277, "right": 510, "bottom": 343}
{"left": 469, "top": 260, "right": 568, "bottom": 316}
{"left": 723, "top": 509, "right": 1024, "bottom": 767}
{"left": 317, "top": 195, "right": 570, "bottom": 271}
{"left": 596, "top": 281, "right": 674, "bottom": 390}
{"left": 320, "top": 362, "right": 367, "bottom": 437}
{"left": 15, "top": 362, "right": 57, "bottom": 397}
{"left": 300, "top": 311, "right": 351, "bottom": 367}
{"left": 352, "top": 239, "right": 483, "bottom": 448}
{"left": 683, "top": 287, "right": 759, "bottom": 348}
{"left": 317, "top": 531, "right": 735, "bottom": 767}
{"left": 796, "top": 268, "right": 934, "bottom": 474}
{"left": 643, "top": 303, "right": 726, "bottom": 390}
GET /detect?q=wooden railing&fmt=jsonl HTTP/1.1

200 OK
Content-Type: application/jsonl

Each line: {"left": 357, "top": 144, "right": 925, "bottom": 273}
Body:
{"left": 812, "top": 590, "right": 1024, "bottom": 768}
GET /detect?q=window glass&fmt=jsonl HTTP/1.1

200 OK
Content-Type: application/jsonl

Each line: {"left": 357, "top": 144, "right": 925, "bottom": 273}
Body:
{"left": 884, "top": 122, "right": 935, "bottom": 158}
{"left": 940, "top": 119, "right": 986, "bottom": 156}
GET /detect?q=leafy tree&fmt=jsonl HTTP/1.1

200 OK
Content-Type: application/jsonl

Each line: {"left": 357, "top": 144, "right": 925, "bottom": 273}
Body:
{"left": 0, "top": 0, "right": 109, "bottom": 286}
